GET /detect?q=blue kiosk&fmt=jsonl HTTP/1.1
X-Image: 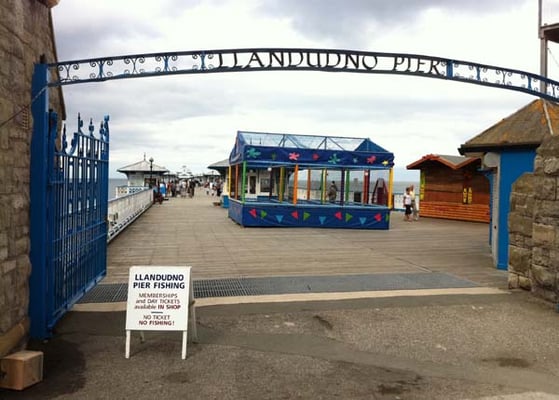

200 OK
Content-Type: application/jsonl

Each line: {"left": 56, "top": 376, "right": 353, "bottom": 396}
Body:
{"left": 227, "top": 131, "right": 395, "bottom": 229}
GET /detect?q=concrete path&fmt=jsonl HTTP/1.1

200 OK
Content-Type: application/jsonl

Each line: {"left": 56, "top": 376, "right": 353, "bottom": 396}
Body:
{"left": 4, "top": 292, "right": 559, "bottom": 399}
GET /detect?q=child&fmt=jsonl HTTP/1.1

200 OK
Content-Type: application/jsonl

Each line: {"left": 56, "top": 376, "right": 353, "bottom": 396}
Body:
{"left": 403, "top": 187, "right": 412, "bottom": 222}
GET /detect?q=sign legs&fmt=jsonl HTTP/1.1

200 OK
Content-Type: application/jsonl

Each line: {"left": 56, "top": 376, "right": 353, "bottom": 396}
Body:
{"left": 125, "top": 330, "right": 131, "bottom": 359}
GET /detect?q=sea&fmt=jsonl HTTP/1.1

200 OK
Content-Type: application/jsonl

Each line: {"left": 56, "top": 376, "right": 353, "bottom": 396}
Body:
{"left": 108, "top": 178, "right": 417, "bottom": 200}
{"left": 108, "top": 178, "right": 128, "bottom": 200}
{"left": 392, "top": 181, "right": 418, "bottom": 194}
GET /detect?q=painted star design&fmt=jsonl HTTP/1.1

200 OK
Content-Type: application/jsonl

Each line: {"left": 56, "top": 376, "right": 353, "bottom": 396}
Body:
{"left": 312, "top": 153, "right": 320, "bottom": 160}
{"left": 246, "top": 148, "right": 261, "bottom": 159}
{"left": 328, "top": 153, "right": 340, "bottom": 164}
{"left": 289, "top": 152, "right": 300, "bottom": 161}
{"left": 382, "top": 160, "right": 389, "bottom": 166}
{"left": 366, "top": 155, "right": 376, "bottom": 164}
{"left": 352, "top": 157, "right": 359, "bottom": 164}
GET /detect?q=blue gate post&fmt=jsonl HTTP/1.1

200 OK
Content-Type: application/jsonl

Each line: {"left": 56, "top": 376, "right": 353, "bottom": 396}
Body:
{"left": 29, "top": 63, "right": 50, "bottom": 339}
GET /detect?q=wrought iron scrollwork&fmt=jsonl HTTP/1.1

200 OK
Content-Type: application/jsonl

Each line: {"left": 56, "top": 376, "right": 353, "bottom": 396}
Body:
{"left": 99, "top": 115, "right": 110, "bottom": 142}
{"left": 494, "top": 69, "right": 513, "bottom": 86}
{"left": 48, "top": 48, "right": 559, "bottom": 102}
{"left": 123, "top": 56, "right": 146, "bottom": 75}
{"left": 57, "top": 113, "right": 109, "bottom": 157}
{"left": 155, "top": 54, "right": 178, "bottom": 72}
{"left": 192, "top": 52, "right": 215, "bottom": 70}
{"left": 89, "top": 59, "right": 114, "bottom": 80}
{"left": 57, "top": 62, "right": 81, "bottom": 82}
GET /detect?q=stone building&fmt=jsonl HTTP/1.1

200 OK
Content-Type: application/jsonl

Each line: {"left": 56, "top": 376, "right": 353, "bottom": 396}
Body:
{"left": 0, "top": 0, "right": 63, "bottom": 357}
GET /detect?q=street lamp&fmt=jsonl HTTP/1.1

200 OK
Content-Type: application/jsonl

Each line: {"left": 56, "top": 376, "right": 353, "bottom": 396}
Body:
{"left": 149, "top": 157, "right": 154, "bottom": 188}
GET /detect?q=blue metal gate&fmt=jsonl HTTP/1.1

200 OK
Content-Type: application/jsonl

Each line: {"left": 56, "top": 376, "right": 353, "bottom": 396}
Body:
{"left": 30, "top": 65, "right": 109, "bottom": 338}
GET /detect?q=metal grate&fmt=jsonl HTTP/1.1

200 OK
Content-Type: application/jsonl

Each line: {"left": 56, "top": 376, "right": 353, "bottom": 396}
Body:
{"left": 78, "top": 272, "right": 479, "bottom": 304}
{"left": 240, "top": 272, "right": 478, "bottom": 295}
{"left": 194, "top": 278, "right": 250, "bottom": 298}
{"left": 79, "top": 283, "right": 128, "bottom": 303}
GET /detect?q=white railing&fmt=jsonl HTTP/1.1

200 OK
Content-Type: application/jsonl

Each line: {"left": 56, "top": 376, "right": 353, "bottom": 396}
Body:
{"left": 107, "top": 188, "right": 153, "bottom": 242}
{"left": 115, "top": 185, "right": 147, "bottom": 197}
{"left": 392, "top": 193, "right": 419, "bottom": 211}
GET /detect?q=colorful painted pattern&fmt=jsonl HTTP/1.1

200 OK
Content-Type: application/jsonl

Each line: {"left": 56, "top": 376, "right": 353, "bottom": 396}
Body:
{"left": 229, "top": 200, "right": 390, "bottom": 229}
{"left": 229, "top": 131, "right": 394, "bottom": 170}
{"left": 233, "top": 146, "right": 394, "bottom": 169}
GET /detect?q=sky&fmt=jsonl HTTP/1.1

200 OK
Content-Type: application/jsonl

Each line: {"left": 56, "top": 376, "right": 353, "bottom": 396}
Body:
{"left": 51, "top": 0, "right": 559, "bottom": 180}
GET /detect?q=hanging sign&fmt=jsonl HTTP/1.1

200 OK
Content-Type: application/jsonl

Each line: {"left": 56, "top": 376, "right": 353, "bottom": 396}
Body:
{"left": 125, "top": 266, "right": 196, "bottom": 359}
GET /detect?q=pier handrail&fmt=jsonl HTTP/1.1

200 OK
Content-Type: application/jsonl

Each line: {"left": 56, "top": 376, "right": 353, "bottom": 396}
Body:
{"left": 107, "top": 188, "right": 153, "bottom": 242}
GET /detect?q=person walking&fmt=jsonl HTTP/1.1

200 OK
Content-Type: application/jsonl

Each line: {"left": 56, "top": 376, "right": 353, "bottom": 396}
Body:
{"left": 215, "top": 180, "right": 222, "bottom": 197}
{"left": 410, "top": 184, "right": 419, "bottom": 221}
{"left": 327, "top": 181, "right": 338, "bottom": 203}
{"left": 403, "top": 186, "right": 412, "bottom": 222}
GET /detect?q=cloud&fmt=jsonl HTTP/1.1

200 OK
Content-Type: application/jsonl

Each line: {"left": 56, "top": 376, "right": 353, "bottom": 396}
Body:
{"left": 51, "top": 0, "right": 547, "bottom": 180}
{"left": 256, "top": 0, "right": 526, "bottom": 48}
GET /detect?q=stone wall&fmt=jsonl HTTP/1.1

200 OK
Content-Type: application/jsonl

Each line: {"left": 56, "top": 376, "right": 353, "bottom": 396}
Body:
{"left": 0, "top": 0, "right": 62, "bottom": 356}
{"left": 531, "top": 134, "right": 559, "bottom": 302}
{"left": 508, "top": 174, "right": 535, "bottom": 291}
{"left": 509, "top": 134, "right": 559, "bottom": 303}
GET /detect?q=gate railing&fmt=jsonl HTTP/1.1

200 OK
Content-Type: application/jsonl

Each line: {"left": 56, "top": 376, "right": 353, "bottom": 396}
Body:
{"left": 30, "top": 81, "right": 109, "bottom": 338}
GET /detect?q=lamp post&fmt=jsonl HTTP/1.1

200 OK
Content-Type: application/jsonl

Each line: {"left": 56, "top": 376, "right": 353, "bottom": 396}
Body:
{"left": 149, "top": 157, "right": 154, "bottom": 188}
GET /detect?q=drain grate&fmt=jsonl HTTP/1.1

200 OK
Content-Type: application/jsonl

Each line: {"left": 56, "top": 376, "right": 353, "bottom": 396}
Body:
{"left": 77, "top": 272, "right": 479, "bottom": 304}
{"left": 240, "top": 272, "right": 478, "bottom": 295}
{"left": 79, "top": 283, "right": 128, "bottom": 303}
{"left": 194, "top": 278, "right": 250, "bottom": 298}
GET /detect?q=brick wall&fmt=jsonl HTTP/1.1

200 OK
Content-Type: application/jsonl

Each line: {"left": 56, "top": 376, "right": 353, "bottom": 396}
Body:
{"left": 0, "top": 0, "right": 61, "bottom": 355}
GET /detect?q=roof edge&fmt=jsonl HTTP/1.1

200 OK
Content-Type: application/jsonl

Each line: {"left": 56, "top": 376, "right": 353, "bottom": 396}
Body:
{"left": 406, "top": 154, "right": 478, "bottom": 170}
{"left": 458, "top": 142, "right": 541, "bottom": 155}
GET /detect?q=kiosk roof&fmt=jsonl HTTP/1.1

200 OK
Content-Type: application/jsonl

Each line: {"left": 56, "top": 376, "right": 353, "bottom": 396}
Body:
{"left": 229, "top": 130, "right": 394, "bottom": 169}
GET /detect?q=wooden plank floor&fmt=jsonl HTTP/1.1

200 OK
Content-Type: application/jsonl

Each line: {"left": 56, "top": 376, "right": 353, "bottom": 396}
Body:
{"left": 106, "top": 190, "right": 508, "bottom": 289}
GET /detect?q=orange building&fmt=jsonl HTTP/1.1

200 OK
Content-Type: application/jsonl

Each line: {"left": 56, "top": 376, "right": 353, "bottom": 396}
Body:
{"left": 406, "top": 154, "right": 490, "bottom": 223}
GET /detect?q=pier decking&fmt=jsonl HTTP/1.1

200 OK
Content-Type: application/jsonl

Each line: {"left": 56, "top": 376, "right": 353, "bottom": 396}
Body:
{"left": 98, "top": 189, "right": 507, "bottom": 295}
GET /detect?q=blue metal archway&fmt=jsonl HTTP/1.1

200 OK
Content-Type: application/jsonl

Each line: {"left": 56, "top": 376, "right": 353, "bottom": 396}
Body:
{"left": 48, "top": 47, "right": 559, "bottom": 101}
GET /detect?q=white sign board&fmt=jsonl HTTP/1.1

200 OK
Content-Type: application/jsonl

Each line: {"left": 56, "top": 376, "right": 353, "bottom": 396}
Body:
{"left": 125, "top": 266, "right": 196, "bottom": 359}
